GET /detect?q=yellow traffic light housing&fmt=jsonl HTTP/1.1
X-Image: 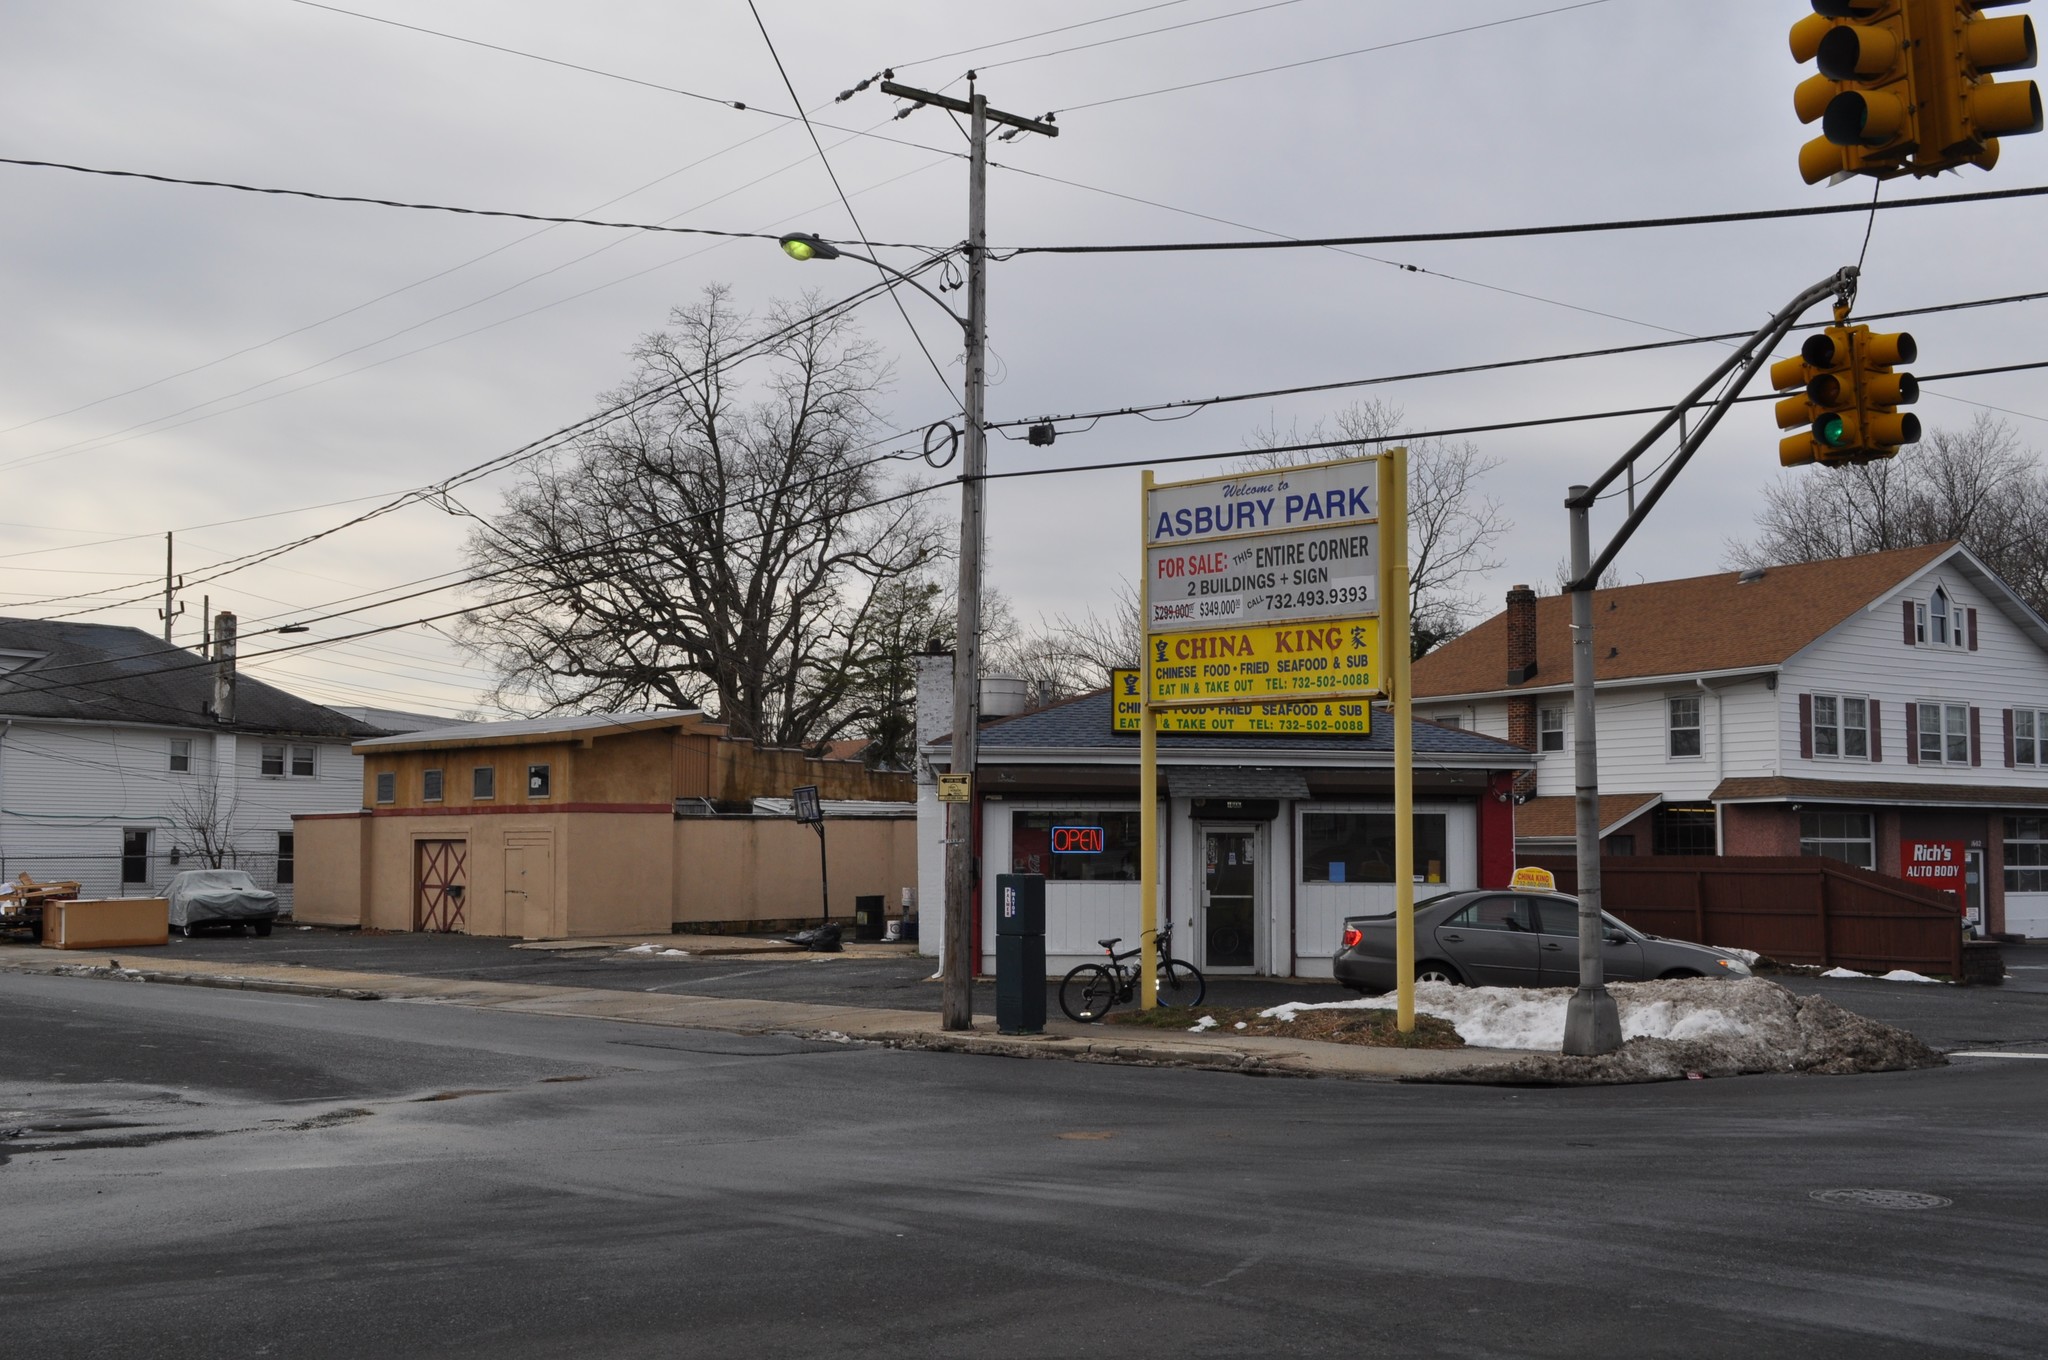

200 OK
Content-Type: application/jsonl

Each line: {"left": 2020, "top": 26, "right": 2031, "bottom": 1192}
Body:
{"left": 1846, "top": 327, "right": 1923, "bottom": 461}
{"left": 1774, "top": 327, "right": 1858, "bottom": 466}
{"left": 1793, "top": 0, "right": 1922, "bottom": 182}
{"left": 1912, "top": 0, "right": 2042, "bottom": 174}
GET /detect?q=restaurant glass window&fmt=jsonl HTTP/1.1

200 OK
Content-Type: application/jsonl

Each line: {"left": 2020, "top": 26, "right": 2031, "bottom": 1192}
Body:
{"left": 1653, "top": 805, "right": 1717, "bottom": 855}
{"left": 2005, "top": 816, "right": 2048, "bottom": 892}
{"left": 1299, "top": 812, "right": 1448, "bottom": 885}
{"left": 1010, "top": 811, "right": 1142, "bottom": 882}
{"left": 1800, "top": 810, "right": 1875, "bottom": 870}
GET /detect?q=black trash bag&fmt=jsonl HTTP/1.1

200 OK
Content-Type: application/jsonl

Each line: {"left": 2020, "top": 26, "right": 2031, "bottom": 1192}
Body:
{"left": 805, "top": 922, "right": 843, "bottom": 953}
{"left": 784, "top": 926, "right": 821, "bottom": 946}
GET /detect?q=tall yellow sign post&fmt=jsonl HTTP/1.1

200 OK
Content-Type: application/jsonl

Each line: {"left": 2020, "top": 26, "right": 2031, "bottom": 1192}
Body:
{"left": 1137, "top": 451, "right": 1412, "bottom": 1027}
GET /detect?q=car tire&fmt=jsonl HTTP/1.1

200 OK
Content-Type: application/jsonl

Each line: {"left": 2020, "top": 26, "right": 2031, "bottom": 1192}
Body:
{"left": 1416, "top": 961, "right": 1464, "bottom": 986}
{"left": 252, "top": 919, "right": 274, "bottom": 938}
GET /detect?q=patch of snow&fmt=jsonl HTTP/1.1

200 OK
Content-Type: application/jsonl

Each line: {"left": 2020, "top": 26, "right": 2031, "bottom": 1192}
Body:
{"left": 623, "top": 943, "right": 660, "bottom": 954}
{"left": 1710, "top": 946, "right": 1760, "bottom": 966}
{"left": 1234, "top": 1021, "right": 1248, "bottom": 1031}
{"left": 1188, "top": 1015, "right": 1218, "bottom": 1033}
{"left": 925, "top": 971, "right": 943, "bottom": 982}
{"left": 657, "top": 948, "right": 690, "bottom": 957}
{"left": 1879, "top": 969, "right": 1943, "bottom": 984}
{"left": 1822, "top": 967, "right": 1866, "bottom": 979}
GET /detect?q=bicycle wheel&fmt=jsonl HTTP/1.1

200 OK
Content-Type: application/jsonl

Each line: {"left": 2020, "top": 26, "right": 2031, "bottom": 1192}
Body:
{"left": 1060, "top": 964, "right": 1121, "bottom": 1023}
{"left": 1155, "top": 959, "right": 1206, "bottom": 1009}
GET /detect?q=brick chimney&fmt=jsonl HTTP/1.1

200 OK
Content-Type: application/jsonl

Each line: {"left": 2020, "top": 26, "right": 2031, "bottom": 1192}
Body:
{"left": 1503, "top": 586, "right": 1538, "bottom": 794}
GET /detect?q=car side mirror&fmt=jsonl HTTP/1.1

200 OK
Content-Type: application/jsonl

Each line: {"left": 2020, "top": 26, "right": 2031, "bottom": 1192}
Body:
{"left": 1603, "top": 929, "right": 1627, "bottom": 944}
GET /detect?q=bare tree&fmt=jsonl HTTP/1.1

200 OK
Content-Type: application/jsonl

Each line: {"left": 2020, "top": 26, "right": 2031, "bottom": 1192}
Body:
{"left": 168, "top": 779, "right": 238, "bottom": 869}
{"left": 1728, "top": 414, "right": 2048, "bottom": 615}
{"left": 460, "top": 285, "right": 947, "bottom": 747}
{"left": 1239, "top": 399, "right": 1511, "bottom": 656}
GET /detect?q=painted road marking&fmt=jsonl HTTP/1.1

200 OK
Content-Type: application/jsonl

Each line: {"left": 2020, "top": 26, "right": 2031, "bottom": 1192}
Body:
{"left": 1949, "top": 1051, "right": 2048, "bottom": 1059}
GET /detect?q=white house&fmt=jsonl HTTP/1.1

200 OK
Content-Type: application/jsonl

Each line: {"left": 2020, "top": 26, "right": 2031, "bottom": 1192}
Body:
{"left": 1411, "top": 542, "right": 2048, "bottom": 938}
{"left": 0, "top": 616, "right": 380, "bottom": 909}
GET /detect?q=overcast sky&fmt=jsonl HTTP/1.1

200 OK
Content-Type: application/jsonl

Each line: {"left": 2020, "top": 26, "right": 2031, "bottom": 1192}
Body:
{"left": 4, "top": 0, "right": 2042, "bottom": 719}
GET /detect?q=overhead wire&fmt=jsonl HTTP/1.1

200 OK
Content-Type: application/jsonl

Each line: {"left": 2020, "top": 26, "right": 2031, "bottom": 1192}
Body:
{"left": 971, "top": 0, "right": 1311, "bottom": 72}
{"left": 889, "top": 0, "right": 1202, "bottom": 68}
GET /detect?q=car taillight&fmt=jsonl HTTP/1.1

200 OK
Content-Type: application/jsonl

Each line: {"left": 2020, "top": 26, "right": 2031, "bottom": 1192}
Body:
{"left": 1341, "top": 927, "right": 1363, "bottom": 949}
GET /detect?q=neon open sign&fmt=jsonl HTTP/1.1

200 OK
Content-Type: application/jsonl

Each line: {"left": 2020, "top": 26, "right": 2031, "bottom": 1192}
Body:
{"left": 1051, "top": 825, "right": 1105, "bottom": 854}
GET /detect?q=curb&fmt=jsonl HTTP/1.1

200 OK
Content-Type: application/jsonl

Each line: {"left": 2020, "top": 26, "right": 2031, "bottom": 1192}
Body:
{"left": 40, "top": 963, "right": 384, "bottom": 1002}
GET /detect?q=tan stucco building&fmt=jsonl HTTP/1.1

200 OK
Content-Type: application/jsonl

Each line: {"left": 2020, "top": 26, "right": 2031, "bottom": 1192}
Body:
{"left": 292, "top": 711, "right": 916, "bottom": 938}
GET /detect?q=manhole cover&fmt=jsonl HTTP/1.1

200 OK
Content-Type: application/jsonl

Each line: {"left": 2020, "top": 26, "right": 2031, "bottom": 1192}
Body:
{"left": 1810, "top": 1189, "right": 1952, "bottom": 1210}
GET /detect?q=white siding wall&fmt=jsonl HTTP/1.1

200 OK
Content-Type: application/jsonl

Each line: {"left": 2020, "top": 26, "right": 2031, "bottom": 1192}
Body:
{"left": 1467, "top": 678, "right": 1777, "bottom": 802}
{"left": 1781, "top": 568, "right": 2048, "bottom": 789}
{"left": 0, "top": 720, "right": 361, "bottom": 906}
{"left": 1291, "top": 800, "right": 1477, "bottom": 978}
{"left": 978, "top": 797, "right": 1163, "bottom": 976}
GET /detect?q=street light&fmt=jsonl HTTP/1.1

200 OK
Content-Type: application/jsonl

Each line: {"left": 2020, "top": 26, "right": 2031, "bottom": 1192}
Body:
{"left": 780, "top": 226, "right": 988, "bottom": 1034}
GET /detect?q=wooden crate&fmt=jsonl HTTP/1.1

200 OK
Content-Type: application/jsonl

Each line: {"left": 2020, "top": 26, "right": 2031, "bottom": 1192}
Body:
{"left": 43, "top": 898, "right": 169, "bottom": 949}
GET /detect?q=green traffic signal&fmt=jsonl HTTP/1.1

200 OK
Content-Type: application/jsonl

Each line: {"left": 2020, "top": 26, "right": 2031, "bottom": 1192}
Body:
{"left": 1817, "top": 414, "right": 1850, "bottom": 447}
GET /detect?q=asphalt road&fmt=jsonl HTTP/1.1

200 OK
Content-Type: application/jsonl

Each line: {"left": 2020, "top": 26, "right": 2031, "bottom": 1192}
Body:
{"left": 106, "top": 928, "right": 2048, "bottom": 1051}
{"left": 4, "top": 970, "right": 2047, "bottom": 1358}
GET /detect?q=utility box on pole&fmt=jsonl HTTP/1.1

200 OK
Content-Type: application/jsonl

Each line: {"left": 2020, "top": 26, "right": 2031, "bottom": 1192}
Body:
{"left": 994, "top": 873, "right": 1045, "bottom": 1035}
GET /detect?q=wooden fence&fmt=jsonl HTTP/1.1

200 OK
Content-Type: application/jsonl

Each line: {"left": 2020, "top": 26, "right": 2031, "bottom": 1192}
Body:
{"left": 1521, "top": 854, "right": 1965, "bottom": 978}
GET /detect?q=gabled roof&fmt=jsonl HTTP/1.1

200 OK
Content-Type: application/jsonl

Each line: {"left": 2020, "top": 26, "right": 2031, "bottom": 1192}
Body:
{"left": 934, "top": 689, "right": 1532, "bottom": 765}
{"left": 1412, "top": 543, "right": 1956, "bottom": 700}
{"left": 0, "top": 616, "right": 378, "bottom": 740}
{"left": 354, "top": 708, "right": 702, "bottom": 754}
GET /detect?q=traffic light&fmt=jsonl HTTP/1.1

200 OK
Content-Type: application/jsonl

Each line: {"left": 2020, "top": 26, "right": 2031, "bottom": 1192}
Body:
{"left": 1774, "top": 325, "right": 1922, "bottom": 467}
{"left": 1912, "top": 0, "right": 2042, "bottom": 174}
{"left": 1848, "top": 327, "right": 1922, "bottom": 461}
{"left": 1792, "top": 1, "right": 1921, "bottom": 183}
{"left": 1774, "top": 327, "right": 1857, "bottom": 466}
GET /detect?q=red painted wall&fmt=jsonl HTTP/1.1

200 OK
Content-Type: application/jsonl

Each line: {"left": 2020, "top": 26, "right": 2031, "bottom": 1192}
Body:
{"left": 1721, "top": 804, "right": 1800, "bottom": 856}
{"left": 1480, "top": 773, "right": 1517, "bottom": 888}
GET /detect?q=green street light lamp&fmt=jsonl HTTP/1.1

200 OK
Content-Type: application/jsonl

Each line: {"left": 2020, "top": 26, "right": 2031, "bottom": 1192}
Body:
{"left": 778, "top": 232, "right": 841, "bottom": 262}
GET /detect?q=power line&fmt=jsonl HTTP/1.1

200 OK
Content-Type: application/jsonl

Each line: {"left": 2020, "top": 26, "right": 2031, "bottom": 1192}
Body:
{"left": 0, "top": 156, "right": 945, "bottom": 249}
{"left": 990, "top": 287, "right": 2048, "bottom": 432}
{"left": 1009, "top": 182, "right": 2048, "bottom": 254}
{"left": 890, "top": 1, "right": 1201, "bottom": 69}
{"left": 744, "top": 0, "right": 965, "bottom": 411}
{"left": 973, "top": 0, "right": 1310, "bottom": 72}
{"left": 1053, "top": 0, "right": 1619, "bottom": 113}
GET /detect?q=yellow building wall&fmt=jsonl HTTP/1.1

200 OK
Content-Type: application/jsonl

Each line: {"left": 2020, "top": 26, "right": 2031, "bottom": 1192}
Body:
{"left": 290, "top": 814, "right": 367, "bottom": 926}
{"left": 673, "top": 817, "right": 917, "bottom": 928}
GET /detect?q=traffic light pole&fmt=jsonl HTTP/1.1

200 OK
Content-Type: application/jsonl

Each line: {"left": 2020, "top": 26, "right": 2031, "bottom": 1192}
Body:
{"left": 1559, "top": 264, "right": 1858, "bottom": 1056}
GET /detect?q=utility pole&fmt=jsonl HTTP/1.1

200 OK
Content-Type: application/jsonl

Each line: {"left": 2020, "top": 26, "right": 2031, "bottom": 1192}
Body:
{"left": 879, "top": 76, "right": 1056, "bottom": 1032}
{"left": 157, "top": 532, "right": 183, "bottom": 643}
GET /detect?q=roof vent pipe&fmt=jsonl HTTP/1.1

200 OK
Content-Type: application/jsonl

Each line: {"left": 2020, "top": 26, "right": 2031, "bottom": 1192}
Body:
{"left": 211, "top": 611, "right": 237, "bottom": 724}
{"left": 979, "top": 675, "right": 1030, "bottom": 719}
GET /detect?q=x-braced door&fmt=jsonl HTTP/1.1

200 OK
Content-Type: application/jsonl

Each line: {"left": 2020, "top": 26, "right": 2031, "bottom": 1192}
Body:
{"left": 415, "top": 839, "right": 469, "bottom": 933}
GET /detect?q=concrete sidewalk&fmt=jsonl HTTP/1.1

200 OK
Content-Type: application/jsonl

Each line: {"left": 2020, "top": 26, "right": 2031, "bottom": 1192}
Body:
{"left": 0, "top": 945, "right": 1524, "bottom": 1083}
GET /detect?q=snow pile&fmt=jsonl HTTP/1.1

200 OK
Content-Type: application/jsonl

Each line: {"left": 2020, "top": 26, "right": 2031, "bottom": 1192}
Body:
{"left": 1823, "top": 966, "right": 1945, "bottom": 983}
{"left": 1187, "top": 1015, "right": 1218, "bottom": 1033}
{"left": 1266, "top": 978, "right": 1941, "bottom": 1083}
{"left": 622, "top": 943, "right": 691, "bottom": 957}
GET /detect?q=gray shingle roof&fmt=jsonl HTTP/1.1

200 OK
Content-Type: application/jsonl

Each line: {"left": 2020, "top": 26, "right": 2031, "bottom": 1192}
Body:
{"left": 948, "top": 689, "right": 1532, "bottom": 763}
{"left": 0, "top": 617, "right": 381, "bottom": 740}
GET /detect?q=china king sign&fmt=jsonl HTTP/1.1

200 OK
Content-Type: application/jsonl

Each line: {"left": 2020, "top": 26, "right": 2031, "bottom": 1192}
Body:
{"left": 1901, "top": 838, "right": 1967, "bottom": 909}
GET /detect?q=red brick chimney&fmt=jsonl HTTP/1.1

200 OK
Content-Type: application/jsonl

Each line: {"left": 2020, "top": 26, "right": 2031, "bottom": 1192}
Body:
{"left": 1503, "top": 585, "right": 1538, "bottom": 793}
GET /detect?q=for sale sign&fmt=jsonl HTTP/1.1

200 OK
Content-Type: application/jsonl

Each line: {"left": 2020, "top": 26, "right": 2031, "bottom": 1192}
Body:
{"left": 1900, "top": 838, "right": 1967, "bottom": 909}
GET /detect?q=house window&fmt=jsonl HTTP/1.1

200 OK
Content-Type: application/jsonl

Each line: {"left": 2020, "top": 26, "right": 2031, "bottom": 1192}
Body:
{"left": 1812, "top": 695, "right": 1868, "bottom": 760}
{"left": 1801, "top": 810, "right": 1875, "bottom": 871}
{"left": 1538, "top": 707, "right": 1565, "bottom": 753}
{"left": 1299, "top": 813, "right": 1449, "bottom": 885}
{"left": 1917, "top": 702, "right": 1971, "bottom": 764}
{"left": 169, "top": 738, "right": 191, "bottom": 773}
{"left": 423, "top": 769, "right": 444, "bottom": 802}
{"left": 1913, "top": 601, "right": 1928, "bottom": 644}
{"left": 2014, "top": 710, "right": 2048, "bottom": 767}
{"left": 473, "top": 766, "right": 496, "bottom": 800}
{"left": 1010, "top": 811, "right": 1143, "bottom": 882}
{"left": 1606, "top": 835, "right": 1636, "bottom": 856}
{"left": 2005, "top": 816, "right": 2048, "bottom": 892}
{"left": 527, "top": 764, "right": 551, "bottom": 799}
{"left": 1929, "top": 588, "right": 1952, "bottom": 647}
{"left": 277, "top": 831, "right": 295, "bottom": 887}
{"left": 375, "top": 772, "right": 395, "bottom": 804}
{"left": 1433, "top": 715, "right": 1462, "bottom": 729}
{"left": 121, "top": 829, "right": 150, "bottom": 885}
{"left": 261, "top": 743, "right": 285, "bottom": 776}
{"left": 1652, "top": 805, "right": 1716, "bottom": 855}
{"left": 1667, "top": 696, "right": 1702, "bottom": 759}
{"left": 291, "top": 745, "right": 316, "bottom": 778}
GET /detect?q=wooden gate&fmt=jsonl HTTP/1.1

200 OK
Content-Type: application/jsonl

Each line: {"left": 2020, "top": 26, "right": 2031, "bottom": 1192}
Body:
{"left": 414, "top": 839, "right": 468, "bottom": 933}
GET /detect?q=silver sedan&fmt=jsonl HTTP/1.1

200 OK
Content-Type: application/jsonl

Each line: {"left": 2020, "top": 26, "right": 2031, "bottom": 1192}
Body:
{"left": 1333, "top": 889, "right": 1753, "bottom": 992}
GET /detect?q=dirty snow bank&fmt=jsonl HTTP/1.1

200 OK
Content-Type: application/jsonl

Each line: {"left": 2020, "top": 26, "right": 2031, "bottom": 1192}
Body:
{"left": 1822, "top": 966, "right": 1943, "bottom": 983}
{"left": 1264, "top": 978, "right": 1941, "bottom": 1083}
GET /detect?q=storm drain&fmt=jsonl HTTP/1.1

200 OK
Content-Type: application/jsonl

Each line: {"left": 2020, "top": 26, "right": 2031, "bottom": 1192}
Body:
{"left": 1810, "top": 1189, "right": 1953, "bottom": 1210}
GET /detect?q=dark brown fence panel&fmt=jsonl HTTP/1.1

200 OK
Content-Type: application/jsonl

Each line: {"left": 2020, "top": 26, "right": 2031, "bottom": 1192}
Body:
{"left": 1520, "top": 854, "right": 1963, "bottom": 977}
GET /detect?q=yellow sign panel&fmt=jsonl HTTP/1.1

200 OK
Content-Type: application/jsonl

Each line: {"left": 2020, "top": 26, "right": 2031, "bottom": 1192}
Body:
{"left": 1509, "top": 866, "right": 1558, "bottom": 893}
{"left": 1111, "top": 670, "right": 1371, "bottom": 736}
{"left": 1145, "top": 617, "right": 1381, "bottom": 707}
{"left": 936, "top": 774, "right": 971, "bottom": 803}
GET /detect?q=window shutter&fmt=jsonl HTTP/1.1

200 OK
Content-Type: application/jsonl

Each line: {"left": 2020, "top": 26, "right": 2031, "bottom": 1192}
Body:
{"left": 1799, "top": 693, "right": 1814, "bottom": 759}
{"left": 1970, "top": 706, "right": 1983, "bottom": 767}
{"left": 1968, "top": 608, "right": 1980, "bottom": 651}
{"left": 1906, "top": 703, "right": 1919, "bottom": 764}
{"left": 2006, "top": 709, "right": 2017, "bottom": 768}
{"left": 1903, "top": 598, "right": 1917, "bottom": 644}
{"left": 1869, "top": 699, "right": 1882, "bottom": 762}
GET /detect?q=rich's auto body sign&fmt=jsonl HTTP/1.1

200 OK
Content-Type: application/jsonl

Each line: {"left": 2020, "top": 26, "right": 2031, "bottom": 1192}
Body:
{"left": 1901, "top": 838, "right": 1967, "bottom": 907}
{"left": 1147, "top": 525, "right": 1378, "bottom": 632}
{"left": 1145, "top": 619, "right": 1380, "bottom": 706}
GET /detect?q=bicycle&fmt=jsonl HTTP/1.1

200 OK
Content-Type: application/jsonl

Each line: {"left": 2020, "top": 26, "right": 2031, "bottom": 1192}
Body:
{"left": 1058, "top": 924, "right": 1206, "bottom": 1023}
